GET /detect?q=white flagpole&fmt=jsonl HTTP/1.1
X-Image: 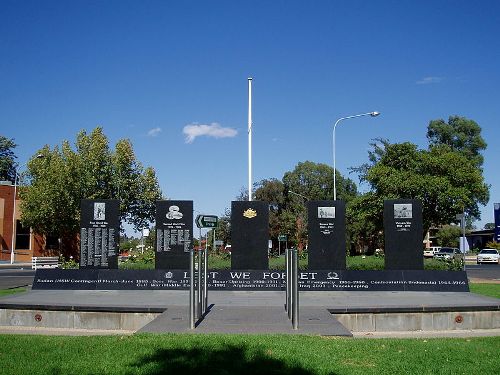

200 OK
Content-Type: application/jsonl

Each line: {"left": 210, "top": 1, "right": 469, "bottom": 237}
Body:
{"left": 248, "top": 77, "right": 253, "bottom": 201}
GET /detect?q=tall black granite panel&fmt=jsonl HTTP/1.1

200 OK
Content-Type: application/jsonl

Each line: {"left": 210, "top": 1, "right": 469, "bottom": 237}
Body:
{"left": 231, "top": 201, "right": 269, "bottom": 270}
{"left": 384, "top": 199, "right": 424, "bottom": 270}
{"left": 307, "top": 200, "right": 346, "bottom": 270}
{"left": 155, "top": 200, "right": 193, "bottom": 269}
{"left": 80, "top": 199, "right": 119, "bottom": 269}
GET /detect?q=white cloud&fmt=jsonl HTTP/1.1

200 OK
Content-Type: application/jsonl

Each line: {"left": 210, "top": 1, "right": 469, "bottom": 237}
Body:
{"left": 183, "top": 123, "right": 238, "bottom": 143}
{"left": 416, "top": 76, "right": 443, "bottom": 85}
{"left": 147, "top": 127, "right": 162, "bottom": 137}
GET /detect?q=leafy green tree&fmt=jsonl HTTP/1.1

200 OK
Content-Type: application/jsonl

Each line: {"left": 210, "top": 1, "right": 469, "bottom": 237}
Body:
{"left": 20, "top": 127, "right": 163, "bottom": 257}
{"left": 427, "top": 116, "right": 487, "bottom": 167}
{"left": 214, "top": 208, "right": 231, "bottom": 247}
{"left": 346, "top": 192, "right": 384, "bottom": 255}
{"left": 283, "top": 161, "right": 357, "bottom": 202}
{"left": 484, "top": 223, "right": 495, "bottom": 230}
{"left": 282, "top": 161, "right": 358, "bottom": 251}
{"left": 436, "top": 225, "right": 462, "bottom": 247}
{"left": 0, "top": 135, "right": 17, "bottom": 182}
{"left": 356, "top": 140, "right": 489, "bottom": 235}
{"left": 254, "top": 179, "right": 286, "bottom": 245}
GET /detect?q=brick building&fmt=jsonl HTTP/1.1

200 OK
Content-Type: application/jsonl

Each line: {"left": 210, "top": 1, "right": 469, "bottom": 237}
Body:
{"left": 0, "top": 182, "right": 47, "bottom": 262}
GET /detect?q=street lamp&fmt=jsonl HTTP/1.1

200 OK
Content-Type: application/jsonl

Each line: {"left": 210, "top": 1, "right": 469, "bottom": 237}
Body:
{"left": 10, "top": 154, "right": 44, "bottom": 264}
{"left": 332, "top": 111, "right": 380, "bottom": 200}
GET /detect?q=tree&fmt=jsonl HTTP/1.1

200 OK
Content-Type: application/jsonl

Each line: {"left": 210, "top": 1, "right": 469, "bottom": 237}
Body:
{"left": 281, "top": 161, "right": 357, "bottom": 251}
{"left": 435, "top": 225, "right": 462, "bottom": 247}
{"left": 254, "top": 179, "right": 286, "bottom": 242}
{"left": 356, "top": 140, "right": 489, "bottom": 235}
{"left": 0, "top": 135, "right": 17, "bottom": 182}
{"left": 214, "top": 208, "right": 231, "bottom": 247}
{"left": 282, "top": 161, "right": 357, "bottom": 202}
{"left": 20, "top": 127, "right": 163, "bottom": 257}
{"left": 427, "top": 116, "right": 487, "bottom": 167}
{"left": 484, "top": 223, "right": 495, "bottom": 230}
{"left": 346, "top": 192, "right": 384, "bottom": 255}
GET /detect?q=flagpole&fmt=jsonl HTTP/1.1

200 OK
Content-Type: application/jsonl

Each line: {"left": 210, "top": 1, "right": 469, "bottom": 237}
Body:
{"left": 248, "top": 77, "right": 253, "bottom": 201}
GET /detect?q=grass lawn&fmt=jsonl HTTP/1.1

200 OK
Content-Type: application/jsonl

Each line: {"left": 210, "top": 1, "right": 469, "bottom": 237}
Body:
{"left": 0, "top": 334, "right": 498, "bottom": 375}
{"left": 0, "top": 287, "right": 26, "bottom": 297}
{"left": 469, "top": 283, "right": 500, "bottom": 299}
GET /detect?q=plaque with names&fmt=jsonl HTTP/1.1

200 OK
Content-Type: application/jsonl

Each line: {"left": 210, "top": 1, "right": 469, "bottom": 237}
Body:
{"left": 80, "top": 199, "right": 119, "bottom": 269}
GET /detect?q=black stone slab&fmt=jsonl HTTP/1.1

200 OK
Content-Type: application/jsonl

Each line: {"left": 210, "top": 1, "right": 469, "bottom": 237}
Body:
{"left": 155, "top": 200, "right": 193, "bottom": 269}
{"left": 80, "top": 199, "right": 119, "bottom": 269}
{"left": 231, "top": 201, "right": 269, "bottom": 270}
{"left": 32, "top": 269, "right": 469, "bottom": 292}
{"left": 307, "top": 200, "right": 346, "bottom": 270}
{"left": 384, "top": 199, "right": 424, "bottom": 270}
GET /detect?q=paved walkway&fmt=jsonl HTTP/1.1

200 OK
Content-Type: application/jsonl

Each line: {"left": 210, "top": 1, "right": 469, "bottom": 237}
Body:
{"left": 1, "top": 289, "right": 499, "bottom": 313}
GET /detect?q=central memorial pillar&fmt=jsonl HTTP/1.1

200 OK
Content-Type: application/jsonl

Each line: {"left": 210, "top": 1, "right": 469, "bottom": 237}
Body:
{"left": 307, "top": 200, "right": 346, "bottom": 270}
{"left": 231, "top": 201, "right": 269, "bottom": 270}
{"left": 155, "top": 200, "right": 193, "bottom": 269}
{"left": 384, "top": 199, "right": 424, "bottom": 270}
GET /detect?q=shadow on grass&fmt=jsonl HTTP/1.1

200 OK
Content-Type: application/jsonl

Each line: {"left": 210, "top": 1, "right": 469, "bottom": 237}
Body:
{"left": 127, "top": 344, "right": 323, "bottom": 375}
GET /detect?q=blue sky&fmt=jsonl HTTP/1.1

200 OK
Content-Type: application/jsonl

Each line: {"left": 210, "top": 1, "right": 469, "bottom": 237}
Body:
{"left": 1, "top": 0, "right": 499, "bottom": 231}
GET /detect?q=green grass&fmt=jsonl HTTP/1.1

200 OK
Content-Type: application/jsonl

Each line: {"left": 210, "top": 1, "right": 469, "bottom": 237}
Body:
{"left": 469, "top": 283, "right": 500, "bottom": 299}
{"left": 0, "top": 287, "right": 26, "bottom": 297}
{"left": 0, "top": 334, "right": 498, "bottom": 375}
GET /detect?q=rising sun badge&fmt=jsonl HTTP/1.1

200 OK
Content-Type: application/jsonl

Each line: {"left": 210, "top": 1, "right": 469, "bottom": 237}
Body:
{"left": 243, "top": 208, "right": 257, "bottom": 218}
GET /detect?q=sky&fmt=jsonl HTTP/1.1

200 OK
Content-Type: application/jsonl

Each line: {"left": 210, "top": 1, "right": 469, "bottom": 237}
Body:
{"left": 1, "top": 0, "right": 499, "bottom": 233}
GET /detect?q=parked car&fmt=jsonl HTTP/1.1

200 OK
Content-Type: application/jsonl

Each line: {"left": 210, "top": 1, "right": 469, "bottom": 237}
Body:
{"left": 476, "top": 249, "right": 500, "bottom": 264}
{"left": 424, "top": 246, "right": 441, "bottom": 258}
{"left": 433, "top": 247, "right": 463, "bottom": 261}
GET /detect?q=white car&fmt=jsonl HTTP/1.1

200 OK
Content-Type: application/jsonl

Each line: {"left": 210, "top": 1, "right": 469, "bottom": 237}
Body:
{"left": 476, "top": 249, "right": 500, "bottom": 264}
{"left": 424, "top": 246, "right": 441, "bottom": 258}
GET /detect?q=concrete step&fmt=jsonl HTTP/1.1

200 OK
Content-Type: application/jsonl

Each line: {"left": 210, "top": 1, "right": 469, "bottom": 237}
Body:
{"left": 138, "top": 305, "right": 352, "bottom": 336}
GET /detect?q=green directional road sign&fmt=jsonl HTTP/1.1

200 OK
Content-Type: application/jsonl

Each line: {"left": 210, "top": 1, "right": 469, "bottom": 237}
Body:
{"left": 278, "top": 235, "right": 287, "bottom": 242}
{"left": 195, "top": 214, "right": 218, "bottom": 228}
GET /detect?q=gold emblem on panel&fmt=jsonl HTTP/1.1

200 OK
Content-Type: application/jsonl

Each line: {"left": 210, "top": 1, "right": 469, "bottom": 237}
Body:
{"left": 243, "top": 208, "right": 257, "bottom": 218}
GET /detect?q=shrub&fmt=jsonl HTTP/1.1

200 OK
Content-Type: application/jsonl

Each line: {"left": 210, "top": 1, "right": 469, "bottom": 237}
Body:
{"left": 485, "top": 241, "right": 500, "bottom": 250}
{"left": 59, "top": 255, "right": 79, "bottom": 269}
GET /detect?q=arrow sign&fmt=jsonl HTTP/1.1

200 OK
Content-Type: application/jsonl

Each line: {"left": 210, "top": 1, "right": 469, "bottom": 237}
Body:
{"left": 195, "top": 214, "right": 218, "bottom": 228}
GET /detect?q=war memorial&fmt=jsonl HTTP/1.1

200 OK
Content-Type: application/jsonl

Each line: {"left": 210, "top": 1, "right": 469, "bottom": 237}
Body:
{"left": 1, "top": 195, "right": 496, "bottom": 336}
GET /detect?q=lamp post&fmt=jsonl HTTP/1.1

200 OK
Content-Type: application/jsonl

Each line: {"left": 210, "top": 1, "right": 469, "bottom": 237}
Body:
{"left": 332, "top": 111, "right": 380, "bottom": 200}
{"left": 10, "top": 154, "right": 44, "bottom": 264}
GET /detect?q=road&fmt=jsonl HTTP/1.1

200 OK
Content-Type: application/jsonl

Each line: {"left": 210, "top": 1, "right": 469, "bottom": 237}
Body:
{"left": 0, "top": 265, "right": 498, "bottom": 290}
{"left": 0, "top": 269, "right": 35, "bottom": 289}
{"left": 465, "top": 264, "right": 500, "bottom": 281}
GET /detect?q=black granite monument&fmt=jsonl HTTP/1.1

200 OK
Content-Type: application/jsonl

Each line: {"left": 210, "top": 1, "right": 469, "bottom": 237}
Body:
{"left": 307, "top": 200, "right": 346, "bottom": 270}
{"left": 231, "top": 201, "right": 269, "bottom": 270}
{"left": 384, "top": 199, "right": 424, "bottom": 270}
{"left": 80, "top": 199, "right": 119, "bottom": 269}
{"left": 155, "top": 200, "right": 193, "bottom": 269}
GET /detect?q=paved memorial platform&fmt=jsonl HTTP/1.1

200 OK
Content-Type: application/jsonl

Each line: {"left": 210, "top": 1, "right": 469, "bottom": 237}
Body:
{"left": 0, "top": 289, "right": 499, "bottom": 334}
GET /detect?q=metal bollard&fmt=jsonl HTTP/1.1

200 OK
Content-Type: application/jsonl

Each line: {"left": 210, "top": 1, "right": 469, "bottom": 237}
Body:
{"left": 189, "top": 249, "right": 195, "bottom": 329}
{"left": 287, "top": 249, "right": 292, "bottom": 319}
{"left": 197, "top": 249, "right": 203, "bottom": 319}
{"left": 203, "top": 242, "right": 208, "bottom": 313}
{"left": 285, "top": 248, "right": 289, "bottom": 313}
{"left": 292, "top": 248, "right": 299, "bottom": 330}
